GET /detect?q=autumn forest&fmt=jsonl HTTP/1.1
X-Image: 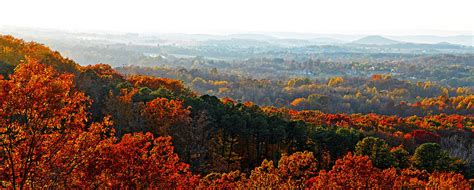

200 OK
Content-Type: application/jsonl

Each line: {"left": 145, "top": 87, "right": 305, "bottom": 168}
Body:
{"left": 0, "top": 32, "right": 473, "bottom": 189}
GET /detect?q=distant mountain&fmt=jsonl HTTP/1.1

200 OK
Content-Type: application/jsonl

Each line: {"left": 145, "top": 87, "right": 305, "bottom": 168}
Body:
{"left": 352, "top": 35, "right": 401, "bottom": 45}
{"left": 388, "top": 35, "right": 473, "bottom": 46}
{"left": 385, "top": 42, "right": 467, "bottom": 50}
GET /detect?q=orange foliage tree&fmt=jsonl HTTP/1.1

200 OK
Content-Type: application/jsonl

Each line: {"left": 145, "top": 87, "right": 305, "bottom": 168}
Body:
{"left": 143, "top": 97, "right": 191, "bottom": 135}
{"left": 0, "top": 60, "right": 198, "bottom": 189}
{"left": 198, "top": 151, "right": 319, "bottom": 189}
{"left": 198, "top": 171, "right": 248, "bottom": 189}
{"left": 83, "top": 133, "right": 198, "bottom": 189}
{"left": 0, "top": 60, "right": 101, "bottom": 188}
{"left": 127, "top": 75, "right": 191, "bottom": 96}
{"left": 307, "top": 153, "right": 390, "bottom": 189}
{"left": 248, "top": 160, "right": 281, "bottom": 188}
{"left": 278, "top": 151, "right": 318, "bottom": 187}
{"left": 426, "top": 172, "right": 471, "bottom": 189}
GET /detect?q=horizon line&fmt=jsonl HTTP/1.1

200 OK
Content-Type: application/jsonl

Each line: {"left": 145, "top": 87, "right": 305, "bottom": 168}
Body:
{"left": 2, "top": 25, "right": 472, "bottom": 37}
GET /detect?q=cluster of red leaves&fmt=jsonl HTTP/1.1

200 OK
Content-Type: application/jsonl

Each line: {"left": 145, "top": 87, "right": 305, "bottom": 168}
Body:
{"left": 307, "top": 153, "right": 385, "bottom": 189}
{"left": 411, "top": 129, "right": 441, "bottom": 144}
{"left": 80, "top": 133, "right": 198, "bottom": 189}
{"left": 0, "top": 61, "right": 197, "bottom": 189}
{"left": 198, "top": 171, "right": 248, "bottom": 189}
{"left": 248, "top": 159, "right": 281, "bottom": 188}
{"left": 220, "top": 97, "right": 236, "bottom": 105}
{"left": 143, "top": 97, "right": 191, "bottom": 134}
{"left": 277, "top": 151, "right": 318, "bottom": 186}
{"left": 0, "top": 59, "right": 90, "bottom": 188}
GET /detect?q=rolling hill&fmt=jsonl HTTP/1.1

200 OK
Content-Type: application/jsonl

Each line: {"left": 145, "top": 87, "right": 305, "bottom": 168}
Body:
{"left": 352, "top": 35, "right": 401, "bottom": 45}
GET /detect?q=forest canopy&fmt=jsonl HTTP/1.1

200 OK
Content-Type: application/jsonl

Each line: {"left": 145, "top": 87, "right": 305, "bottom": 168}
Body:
{"left": 0, "top": 35, "right": 473, "bottom": 189}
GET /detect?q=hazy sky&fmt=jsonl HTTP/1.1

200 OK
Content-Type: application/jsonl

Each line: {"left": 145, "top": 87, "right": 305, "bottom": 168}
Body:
{"left": 1, "top": 0, "right": 472, "bottom": 35}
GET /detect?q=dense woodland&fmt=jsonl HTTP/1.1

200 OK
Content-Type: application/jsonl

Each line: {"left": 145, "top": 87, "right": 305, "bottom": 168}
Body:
{"left": 118, "top": 65, "right": 473, "bottom": 116}
{"left": 1, "top": 35, "right": 473, "bottom": 189}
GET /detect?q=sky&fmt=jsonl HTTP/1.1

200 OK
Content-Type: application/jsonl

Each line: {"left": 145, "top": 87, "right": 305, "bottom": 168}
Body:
{"left": 0, "top": 0, "right": 473, "bottom": 36}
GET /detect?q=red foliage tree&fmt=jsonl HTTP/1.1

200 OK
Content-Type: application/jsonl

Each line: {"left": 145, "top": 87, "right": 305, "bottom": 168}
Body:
{"left": 427, "top": 172, "right": 471, "bottom": 189}
{"left": 198, "top": 171, "right": 247, "bottom": 189}
{"left": 0, "top": 60, "right": 101, "bottom": 188}
{"left": 277, "top": 151, "right": 318, "bottom": 187}
{"left": 411, "top": 130, "right": 441, "bottom": 144}
{"left": 0, "top": 60, "right": 199, "bottom": 189}
{"left": 307, "top": 153, "right": 388, "bottom": 189}
{"left": 127, "top": 75, "right": 190, "bottom": 96}
{"left": 248, "top": 160, "right": 281, "bottom": 188}
{"left": 88, "top": 133, "right": 198, "bottom": 189}
{"left": 392, "top": 168, "right": 430, "bottom": 189}
{"left": 143, "top": 97, "right": 191, "bottom": 134}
